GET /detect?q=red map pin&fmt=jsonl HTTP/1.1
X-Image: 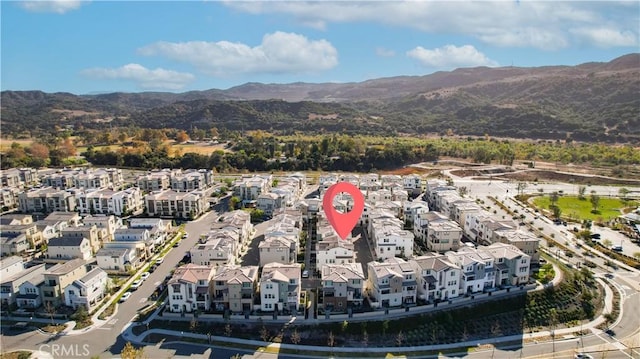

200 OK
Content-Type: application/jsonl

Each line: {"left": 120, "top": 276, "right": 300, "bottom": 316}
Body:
{"left": 322, "top": 182, "right": 365, "bottom": 240}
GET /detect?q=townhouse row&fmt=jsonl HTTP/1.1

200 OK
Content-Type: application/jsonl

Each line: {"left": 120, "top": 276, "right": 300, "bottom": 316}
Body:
{"left": 166, "top": 240, "right": 530, "bottom": 315}
{"left": 1, "top": 256, "right": 110, "bottom": 313}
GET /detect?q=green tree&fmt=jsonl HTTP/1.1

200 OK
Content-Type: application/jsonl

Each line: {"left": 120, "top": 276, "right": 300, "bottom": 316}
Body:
{"left": 250, "top": 209, "right": 265, "bottom": 223}
{"left": 578, "top": 186, "right": 587, "bottom": 200}
{"left": 229, "top": 196, "right": 241, "bottom": 211}
{"left": 590, "top": 192, "right": 600, "bottom": 214}
{"left": 550, "top": 191, "right": 559, "bottom": 206}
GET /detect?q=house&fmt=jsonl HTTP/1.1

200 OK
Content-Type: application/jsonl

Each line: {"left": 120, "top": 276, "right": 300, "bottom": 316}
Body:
{"left": 144, "top": 189, "right": 207, "bottom": 219}
{"left": 113, "top": 228, "right": 153, "bottom": 259}
{"left": 259, "top": 219, "right": 300, "bottom": 266}
{"left": 1, "top": 264, "right": 46, "bottom": 306}
{"left": 167, "top": 264, "right": 216, "bottom": 313}
{"left": 0, "top": 213, "right": 34, "bottom": 226}
{"left": 18, "top": 187, "right": 76, "bottom": 213}
{"left": 211, "top": 265, "right": 259, "bottom": 313}
{"left": 492, "top": 229, "right": 540, "bottom": 264}
{"left": 190, "top": 231, "right": 238, "bottom": 267}
{"left": 370, "top": 221, "right": 414, "bottom": 260}
{"left": 64, "top": 267, "right": 109, "bottom": 312}
{"left": 96, "top": 247, "right": 137, "bottom": 273}
{"left": 60, "top": 225, "right": 101, "bottom": 254}
{"left": 425, "top": 219, "right": 463, "bottom": 253}
{"left": 234, "top": 175, "right": 272, "bottom": 203}
{"left": 0, "top": 234, "right": 30, "bottom": 256}
{"left": 403, "top": 174, "right": 423, "bottom": 195}
{"left": 129, "top": 218, "right": 172, "bottom": 246}
{"left": 446, "top": 247, "right": 496, "bottom": 295}
{"left": 44, "top": 211, "right": 81, "bottom": 227}
{"left": 366, "top": 257, "right": 417, "bottom": 308}
{"left": 213, "top": 210, "right": 253, "bottom": 247}
{"left": 83, "top": 215, "right": 120, "bottom": 242}
{"left": 316, "top": 234, "right": 356, "bottom": 269}
{"left": 410, "top": 253, "right": 461, "bottom": 303}
{"left": 259, "top": 236, "right": 298, "bottom": 267}
{"left": 413, "top": 211, "right": 448, "bottom": 243}
{"left": 0, "top": 222, "right": 44, "bottom": 248}
{"left": 16, "top": 274, "right": 45, "bottom": 309}
{"left": 483, "top": 242, "right": 531, "bottom": 287}
{"left": 320, "top": 263, "right": 365, "bottom": 311}
{"left": 259, "top": 262, "right": 302, "bottom": 313}
{"left": 1, "top": 256, "right": 24, "bottom": 278}
{"left": 36, "top": 220, "right": 67, "bottom": 242}
{"left": 41, "top": 259, "right": 88, "bottom": 306}
{"left": 47, "top": 237, "right": 92, "bottom": 260}
{"left": 257, "top": 192, "right": 283, "bottom": 217}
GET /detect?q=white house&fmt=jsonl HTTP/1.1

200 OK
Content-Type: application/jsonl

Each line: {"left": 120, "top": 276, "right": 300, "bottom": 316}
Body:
{"left": 316, "top": 234, "right": 356, "bottom": 270}
{"left": 410, "top": 253, "right": 461, "bottom": 303}
{"left": 16, "top": 274, "right": 45, "bottom": 309}
{"left": 64, "top": 267, "right": 109, "bottom": 312}
{"left": 259, "top": 262, "right": 301, "bottom": 313}
{"left": 96, "top": 247, "right": 137, "bottom": 273}
{"left": 47, "top": 237, "right": 92, "bottom": 260}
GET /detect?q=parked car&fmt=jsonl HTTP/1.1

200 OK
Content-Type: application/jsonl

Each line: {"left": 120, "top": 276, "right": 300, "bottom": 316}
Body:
{"left": 182, "top": 233, "right": 189, "bottom": 239}
{"left": 140, "top": 272, "right": 150, "bottom": 281}
{"left": 155, "top": 257, "right": 164, "bottom": 265}
{"left": 130, "top": 279, "right": 143, "bottom": 290}
{"left": 575, "top": 353, "right": 594, "bottom": 359}
{"left": 119, "top": 292, "right": 132, "bottom": 302}
{"left": 302, "top": 270, "right": 310, "bottom": 278}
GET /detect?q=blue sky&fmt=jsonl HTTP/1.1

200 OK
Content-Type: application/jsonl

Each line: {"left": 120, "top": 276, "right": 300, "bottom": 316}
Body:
{"left": 2, "top": 0, "right": 638, "bottom": 94}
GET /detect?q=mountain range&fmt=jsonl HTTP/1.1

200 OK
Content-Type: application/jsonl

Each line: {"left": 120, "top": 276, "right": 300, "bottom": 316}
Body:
{"left": 1, "top": 53, "right": 639, "bottom": 142}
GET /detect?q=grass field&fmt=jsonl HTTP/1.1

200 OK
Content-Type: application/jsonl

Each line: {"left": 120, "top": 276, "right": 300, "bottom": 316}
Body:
{"left": 533, "top": 195, "right": 637, "bottom": 221}
{"left": 0, "top": 139, "right": 33, "bottom": 151}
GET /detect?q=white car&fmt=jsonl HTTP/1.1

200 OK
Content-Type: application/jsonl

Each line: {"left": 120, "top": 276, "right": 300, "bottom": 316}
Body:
{"left": 155, "top": 257, "right": 164, "bottom": 265}
{"left": 119, "top": 292, "right": 132, "bottom": 302}
{"left": 140, "top": 272, "right": 150, "bottom": 281}
{"left": 130, "top": 279, "right": 143, "bottom": 290}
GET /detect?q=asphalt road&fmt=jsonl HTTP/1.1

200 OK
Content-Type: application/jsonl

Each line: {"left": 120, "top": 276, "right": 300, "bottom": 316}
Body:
{"left": 2, "top": 177, "right": 639, "bottom": 359}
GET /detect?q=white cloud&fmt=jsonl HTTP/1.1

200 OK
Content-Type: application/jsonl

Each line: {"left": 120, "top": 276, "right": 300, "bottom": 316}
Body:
{"left": 223, "top": 1, "right": 639, "bottom": 50}
{"left": 19, "top": 0, "right": 86, "bottom": 14}
{"left": 138, "top": 31, "right": 338, "bottom": 76}
{"left": 81, "top": 63, "right": 195, "bottom": 90}
{"left": 407, "top": 45, "right": 498, "bottom": 68}
{"left": 571, "top": 27, "right": 638, "bottom": 48}
{"left": 375, "top": 47, "right": 396, "bottom": 57}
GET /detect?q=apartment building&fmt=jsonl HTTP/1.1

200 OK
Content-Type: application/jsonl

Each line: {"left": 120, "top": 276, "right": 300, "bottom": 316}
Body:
{"left": 171, "top": 169, "right": 214, "bottom": 192}
{"left": 371, "top": 221, "right": 414, "bottom": 260}
{"left": 144, "top": 189, "right": 207, "bottom": 219}
{"left": 18, "top": 187, "right": 76, "bottom": 213}
{"left": 75, "top": 187, "right": 143, "bottom": 217}
{"left": 446, "top": 247, "right": 496, "bottom": 295}
{"left": 83, "top": 215, "right": 120, "bottom": 243}
{"left": 234, "top": 175, "right": 272, "bottom": 202}
{"left": 1, "top": 187, "right": 21, "bottom": 210}
{"left": 492, "top": 229, "right": 540, "bottom": 264}
{"left": 136, "top": 170, "right": 172, "bottom": 192}
{"left": 426, "top": 219, "right": 463, "bottom": 253}
{"left": 190, "top": 231, "right": 238, "bottom": 267}
{"left": 316, "top": 234, "right": 356, "bottom": 269}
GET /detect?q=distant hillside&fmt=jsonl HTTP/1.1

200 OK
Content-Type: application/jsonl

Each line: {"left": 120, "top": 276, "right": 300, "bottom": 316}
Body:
{"left": 1, "top": 53, "right": 639, "bottom": 142}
